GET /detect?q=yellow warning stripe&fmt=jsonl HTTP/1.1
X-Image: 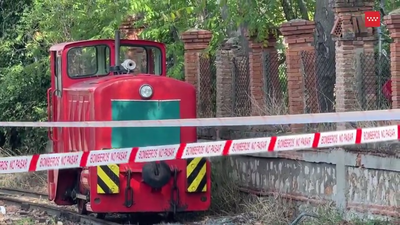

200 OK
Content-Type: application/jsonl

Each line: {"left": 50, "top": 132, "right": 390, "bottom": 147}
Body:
{"left": 187, "top": 157, "right": 201, "bottom": 176}
{"left": 98, "top": 166, "right": 118, "bottom": 187}
{"left": 96, "top": 164, "right": 120, "bottom": 194}
{"left": 186, "top": 158, "right": 207, "bottom": 192}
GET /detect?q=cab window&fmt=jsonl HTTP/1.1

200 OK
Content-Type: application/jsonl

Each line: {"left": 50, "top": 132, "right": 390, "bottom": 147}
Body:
{"left": 119, "top": 45, "right": 162, "bottom": 75}
{"left": 67, "top": 45, "right": 110, "bottom": 78}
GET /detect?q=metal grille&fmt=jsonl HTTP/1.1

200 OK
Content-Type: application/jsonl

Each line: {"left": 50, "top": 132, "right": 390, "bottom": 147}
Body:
{"left": 232, "top": 53, "right": 251, "bottom": 117}
{"left": 356, "top": 52, "right": 391, "bottom": 110}
{"left": 300, "top": 50, "right": 336, "bottom": 113}
{"left": 263, "top": 51, "right": 288, "bottom": 115}
{"left": 300, "top": 50, "right": 336, "bottom": 131}
{"left": 198, "top": 53, "right": 217, "bottom": 118}
{"left": 198, "top": 53, "right": 217, "bottom": 139}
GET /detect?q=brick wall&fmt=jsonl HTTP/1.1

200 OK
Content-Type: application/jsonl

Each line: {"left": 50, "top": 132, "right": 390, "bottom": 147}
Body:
{"left": 333, "top": 1, "right": 375, "bottom": 130}
{"left": 216, "top": 32, "right": 282, "bottom": 118}
{"left": 385, "top": 14, "right": 400, "bottom": 109}
{"left": 246, "top": 32, "right": 283, "bottom": 116}
{"left": 247, "top": 36, "right": 266, "bottom": 116}
{"left": 118, "top": 8, "right": 387, "bottom": 140}
{"left": 216, "top": 39, "right": 235, "bottom": 117}
{"left": 280, "top": 19, "right": 315, "bottom": 132}
{"left": 119, "top": 15, "right": 144, "bottom": 39}
{"left": 181, "top": 29, "right": 213, "bottom": 118}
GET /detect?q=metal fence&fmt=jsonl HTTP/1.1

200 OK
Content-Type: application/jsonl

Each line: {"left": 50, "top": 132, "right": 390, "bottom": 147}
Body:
{"left": 300, "top": 50, "right": 336, "bottom": 131}
{"left": 196, "top": 41, "right": 393, "bottom": 139}
{"left": 357, "top": 52, "right": 391, "bottom": 110}
{"left": 198, "top": 53, "right": 217, "bottom": 139}
{"left": 232, "top": 52, "right": 251, "bottom": 117}
{"left": 299, "top": 51, "right": 391, "bottom": 112}
{"left": 298, "top": 50, "right": 392, "bottom": 131}
{"left": 228, "top": 51, "right": 289, "bottom": 117}
{"left": 263, "top": 51, "right": 288, "bottom": 115}
{"left": 300, "top": 50, "right": 336, "bottom": 114}
{"left": 198, "top": 53, "right": 217, "bottom": 118}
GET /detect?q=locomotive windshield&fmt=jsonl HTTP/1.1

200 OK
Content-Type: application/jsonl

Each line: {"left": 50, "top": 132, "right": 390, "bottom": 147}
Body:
{"left": 67, "top": 44, "right": 162, "bottom": 78}
{"left": 119, "top": 45, "right": 162, "bottom": 75}
{"left": 67, "top": 45, "right": 110, "bottom": 78}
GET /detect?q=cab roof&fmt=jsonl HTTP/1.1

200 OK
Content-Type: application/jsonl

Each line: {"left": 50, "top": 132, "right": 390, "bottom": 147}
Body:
{"left": 49, "top": 39, "right": 163, "bottom": 51}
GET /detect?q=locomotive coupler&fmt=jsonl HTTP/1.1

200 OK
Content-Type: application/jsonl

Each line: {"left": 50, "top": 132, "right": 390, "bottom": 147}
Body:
{"left": 169, "top": 168, "right": 180, "bottom": 214}
{"left": 124, "top": 170, "right": 134, "bottom": 208}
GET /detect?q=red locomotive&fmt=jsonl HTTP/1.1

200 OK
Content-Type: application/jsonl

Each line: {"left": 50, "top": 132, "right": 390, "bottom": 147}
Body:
{"left": 46, "top": 31, "right": 211, "bottom": 218}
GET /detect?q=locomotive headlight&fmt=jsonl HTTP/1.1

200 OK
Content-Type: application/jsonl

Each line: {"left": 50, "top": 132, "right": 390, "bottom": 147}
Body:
{"left": 139, "top": 84, "right": 153, "bottom": 99}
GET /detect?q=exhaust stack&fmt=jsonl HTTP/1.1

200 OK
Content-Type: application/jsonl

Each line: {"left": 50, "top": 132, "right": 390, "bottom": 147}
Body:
{"left": 115, "top": 30, "right": 120, "bottom": 68}
{"left": 111, "top": 30, "right": 121, "bottom": 74}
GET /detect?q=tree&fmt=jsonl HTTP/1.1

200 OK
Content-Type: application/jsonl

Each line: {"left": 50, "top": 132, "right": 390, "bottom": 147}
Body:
{"left": 2, "top": 0, "right": 400, "bottom": 153}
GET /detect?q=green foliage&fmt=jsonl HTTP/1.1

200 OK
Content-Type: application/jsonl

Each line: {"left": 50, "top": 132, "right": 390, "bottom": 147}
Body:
{"left": 131, "top": 0, "right": 317, "bottom": 77}
{"left": 3, "top": 0, "right": 399, "bottom": 153}
{"left": 0, "top": 0, "right": 134, "bottom": 153}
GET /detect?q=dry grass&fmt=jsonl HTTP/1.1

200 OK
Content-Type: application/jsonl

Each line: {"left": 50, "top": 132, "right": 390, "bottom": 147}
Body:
{"left": 206, "top": 158, "right": 396, "bottom": 225}
{"left": 262, "top": 95, "right": 289, "bottom": 116}
{"left": 0, "top": 172, "right": 47, "bottom": 193}
{"left": 0, "top": 147, "right": 47, "bottom": 194}
{"left": 209, "top": 157, "right": 247, "bottom": 215}
{"left": 241, "top": 195, "right": 295, "bottom": 224}
{"left": 207, "top": 157, "right": 296, "bottom": 224}
{"left": 300, "top": 204, "right": 396, "bottom": 225}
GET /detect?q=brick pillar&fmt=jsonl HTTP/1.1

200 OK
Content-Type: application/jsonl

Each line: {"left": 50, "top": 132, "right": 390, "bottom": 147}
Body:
{"left": 333, "top": 1, "right": 376, "bottom": 129}
{"left": 119, "top": 15, "right": 144, "bottom": 39}
{"left": 264, "top": 32, "right": 283, "bottom": 106}
{"left": 216, "top": 39, "right": 235, "bottom": 117}
{"left": 280, "top": 20, "right": 315, "bottom": 132}
{"left": 247, "top": 37, "right": 266, "bottom": 116}
{"left": 334, "top": 14, "right": 357, "bottom": 115}
{"left": 385, "top": 14, "right": 400, "bottom": 109}
{"left": 181, "top": 29, "right": 213, "bottom": 117}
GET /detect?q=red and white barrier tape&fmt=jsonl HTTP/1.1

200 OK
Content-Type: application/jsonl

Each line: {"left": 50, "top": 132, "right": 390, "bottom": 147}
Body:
{"left": 0, "top": 125, "right": 398, "bottom": 174}
{"left": 0, "top": 109, "right": 399, "bottom": 127}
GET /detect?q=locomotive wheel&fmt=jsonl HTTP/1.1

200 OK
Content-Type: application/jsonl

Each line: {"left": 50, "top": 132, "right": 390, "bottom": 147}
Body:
{"left": 77, "top": 199, "right": 88, "bottom": 215}
{"left": 76, "top": 171, "right": 88, "bottom": 215}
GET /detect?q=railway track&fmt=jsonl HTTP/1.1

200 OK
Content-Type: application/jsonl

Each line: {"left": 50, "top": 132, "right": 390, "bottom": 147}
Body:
{"left": 0, "top": 187, "right": 318, "bottom": 225}
{"left": 0, "top": 188, "right": 121, "bottom": 225}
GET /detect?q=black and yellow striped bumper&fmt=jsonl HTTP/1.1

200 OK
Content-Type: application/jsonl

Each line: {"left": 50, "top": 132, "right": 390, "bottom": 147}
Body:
{"left": 186, "top": 158, "right": 207, "bottom": 192}
{"left": 96, "top": 164, "right": 120, "bottom": 194}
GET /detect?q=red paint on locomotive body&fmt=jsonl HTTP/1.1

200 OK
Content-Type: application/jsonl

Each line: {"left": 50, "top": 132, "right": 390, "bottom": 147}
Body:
{"left": 46, "top": 38, "right": 210, "bottom": 214}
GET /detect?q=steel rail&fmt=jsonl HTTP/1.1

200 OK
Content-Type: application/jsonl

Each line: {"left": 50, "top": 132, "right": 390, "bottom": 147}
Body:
{"left": 0, "top": 188, "right": 120, "bottom": 225}
{"left": 0, "top": 187, "right": 48, "bottom": 199}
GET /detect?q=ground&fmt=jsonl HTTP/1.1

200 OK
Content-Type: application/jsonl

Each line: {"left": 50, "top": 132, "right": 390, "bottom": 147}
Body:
{"left": 0, "top": 171, "right": 77, "bottom": 225}
{"left": 0, "top": 202, "right": 73, "bottom": 225}
{"left": 0, "top": 160, "right": 397, "bottom": 225}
